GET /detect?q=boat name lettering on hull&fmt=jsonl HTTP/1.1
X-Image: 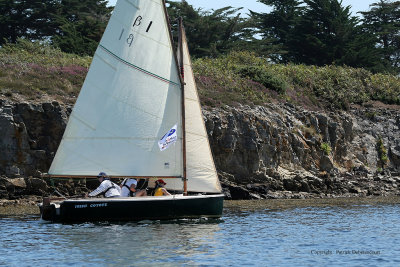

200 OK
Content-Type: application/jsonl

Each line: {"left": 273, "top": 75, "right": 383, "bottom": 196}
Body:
{"left": 74, "top": 203, "right": 108, "bottom": 208}
{"left": 90, "top": 203, "right": 108, "bottom": 208}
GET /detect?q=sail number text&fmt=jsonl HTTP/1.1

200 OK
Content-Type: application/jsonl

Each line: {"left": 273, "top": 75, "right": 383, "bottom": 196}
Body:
{"left": 119, "top": 15, "right": 153, "bottom": 47}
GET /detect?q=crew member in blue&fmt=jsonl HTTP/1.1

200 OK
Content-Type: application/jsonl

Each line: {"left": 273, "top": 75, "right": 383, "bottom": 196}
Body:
{"left": 86, "top": 172, "right": 121, "bottom": 198}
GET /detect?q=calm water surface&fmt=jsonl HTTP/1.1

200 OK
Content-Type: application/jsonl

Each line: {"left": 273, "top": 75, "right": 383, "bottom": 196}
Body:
{"left": 1, "top": 200, "right": 399, "bottom": 266}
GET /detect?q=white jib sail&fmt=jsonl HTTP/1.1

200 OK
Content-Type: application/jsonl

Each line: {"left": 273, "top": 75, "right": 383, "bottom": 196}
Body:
{"left": 49, "top": 0, "right": 183, "bottom": 177}
{"left": 179, "top": 28, "right": 222, "bottom": 193}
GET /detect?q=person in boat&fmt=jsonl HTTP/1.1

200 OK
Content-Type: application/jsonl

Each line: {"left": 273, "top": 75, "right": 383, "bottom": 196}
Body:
{"left": 86, "top": 172, "right": 121, "bottom": 198}
{"left": 153, "top": 179, "right": 171, "bottom": 196}
{"left": 120, "top": 178, "right": 146, "bottom": 197}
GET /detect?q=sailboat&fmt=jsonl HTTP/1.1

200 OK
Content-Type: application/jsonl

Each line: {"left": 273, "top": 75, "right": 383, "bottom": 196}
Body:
{"left": 39, "top": 0, "right": 224, "bottom": 222}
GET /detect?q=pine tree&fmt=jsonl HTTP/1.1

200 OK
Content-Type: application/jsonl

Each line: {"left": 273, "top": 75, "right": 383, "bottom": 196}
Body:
{"left": 250, "top": 0, "right": 303, "bottom": 62}
{"left": 166, "top": 0, "right": 250, "bottom": 58}
{"left": 0, "top": 0, "right": 58, "bottom": 45}
{"left": 0, "top": 0, "right": 111, "bottom": 56}
{"left": 360, "top": 0, "right": 400, "bottom": 73}
{"left": 291, "top": 0, "right": 357, "bottom": 65}
{"left": 51, "top": 0, "right": 111, "bottom": 56}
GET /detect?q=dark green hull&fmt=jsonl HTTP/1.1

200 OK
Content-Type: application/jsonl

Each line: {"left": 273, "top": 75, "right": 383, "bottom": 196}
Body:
{"left": 40, "top": 194, "right": 224, "bottom": 222}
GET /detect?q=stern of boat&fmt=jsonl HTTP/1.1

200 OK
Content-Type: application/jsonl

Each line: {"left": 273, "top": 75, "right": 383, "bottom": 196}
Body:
{"left": 39, "top": 197, "right": 62, "bottom": 221}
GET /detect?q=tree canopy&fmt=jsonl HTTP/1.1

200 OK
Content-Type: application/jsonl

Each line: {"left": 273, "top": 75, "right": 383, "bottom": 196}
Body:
{"left": 166, "top": 0, "right": 250, "bottom": 58}
{"left": 0, "top": 0, "right": 399, "bottom": 73}
{"left": 0, "top": 0, "right": 111, "bottom": 56}
{"left": 360, "top": 0, "right": 400, "bottom": 73}
{"left": 251, "top": 0, "right": 387, "bottom": 72}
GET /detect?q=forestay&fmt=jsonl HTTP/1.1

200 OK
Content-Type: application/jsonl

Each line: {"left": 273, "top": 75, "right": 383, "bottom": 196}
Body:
{"left": 49, "top": 0, "right": 183, "bottom": 177}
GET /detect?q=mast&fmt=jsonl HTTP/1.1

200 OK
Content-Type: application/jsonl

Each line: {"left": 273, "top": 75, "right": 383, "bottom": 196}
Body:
{"left": 162, "top": 0, "right": 187, "bottom": 194}
{"left": 178, "top": 17, "right": 188, "bottom": 196}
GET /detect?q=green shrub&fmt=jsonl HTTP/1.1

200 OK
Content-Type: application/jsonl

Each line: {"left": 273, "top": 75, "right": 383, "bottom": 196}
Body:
{"left": 365, "top": 111, "right": 377, "bottom": 120}
{"left": 194, "top": 51, "right": 400, "bottom": 109}
{"left": 1, "top": 43, "right": 399, "bottom": 109}
{"left": 235, "top": 65, "right": 287, "bottom": 94}
{"left": 321, "top": 142, "right": 332, "bottom": 155}
{"left": 0, "top": 39, "right": 90, "bottom": 103}
{"left": 376, "top": 137, "right": 389, "bottom": 169}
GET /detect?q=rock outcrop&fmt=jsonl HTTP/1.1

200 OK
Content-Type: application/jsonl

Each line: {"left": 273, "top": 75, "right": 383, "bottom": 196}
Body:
{"left": 0, "top": 100, "right": 68, "bottom": 178}
{"left": 205, "top": 103, "right": 400, "bottom": 199}
{"left": 0, "top": 99, "right": 399, "bottom": 200}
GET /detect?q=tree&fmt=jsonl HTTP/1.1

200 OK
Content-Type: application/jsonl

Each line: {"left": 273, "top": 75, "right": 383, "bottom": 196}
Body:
{"left": 51, "top": 0, "right": 111, "bottom": 56}
{"left": 291, "top": 0, "right": 359, "bottom": 65}
{"left": 253, "top": 0, "right": 384, "bottom": 71}
{"left": 360, "top": 0, "right": 400, "bottom": 73}
{"left": 339, "top": 25, "right": 386, "bottom": 72}
{"left": 250, "top": 0, "right": 303, "bottom": 62}
{"left": 166, "top": 0, "right": 251, "bottom": 58}
{"left": 0, "top": 0, "right": 58, "bottom": 45}
{"left": 0, "top": 0, "right": 111, "bottom": 56}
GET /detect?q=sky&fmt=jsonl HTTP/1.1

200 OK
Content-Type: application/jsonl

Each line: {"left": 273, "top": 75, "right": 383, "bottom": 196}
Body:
{"left": 107, "top": 0, "right": 378, "bottom": 16}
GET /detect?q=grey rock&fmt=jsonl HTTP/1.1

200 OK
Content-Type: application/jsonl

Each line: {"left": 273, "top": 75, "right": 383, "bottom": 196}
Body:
{"left": 1, "top": 100, "right": 400, "bottom": 199}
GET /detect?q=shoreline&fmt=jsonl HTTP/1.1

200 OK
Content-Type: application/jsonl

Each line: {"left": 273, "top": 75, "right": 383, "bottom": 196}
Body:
{"left": 1, "top": 195, "right": 399, "bottom": 217}
{"left": 224, "top": 195, "right": 400, "bottom": 211}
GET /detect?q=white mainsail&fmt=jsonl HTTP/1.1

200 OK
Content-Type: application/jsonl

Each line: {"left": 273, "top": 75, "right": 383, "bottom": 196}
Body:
{"left": 49, "top": 0, "right": 183, "bottom": 177}
{"left": 49, "top": 0, "right": 221, "bottom": 194}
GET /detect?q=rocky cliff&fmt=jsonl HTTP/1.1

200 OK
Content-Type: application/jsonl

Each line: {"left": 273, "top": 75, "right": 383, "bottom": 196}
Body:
{"left": 205, "top": 102, "right": 400, "bottom": 199}
{"left": 0, "top": 99, "right": 399, "bottom": 200}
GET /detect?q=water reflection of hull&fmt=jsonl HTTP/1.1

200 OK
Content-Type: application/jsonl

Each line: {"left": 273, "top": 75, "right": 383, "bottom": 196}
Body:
{"left": 39, "top": 194, "right": 224, "bottom": 223}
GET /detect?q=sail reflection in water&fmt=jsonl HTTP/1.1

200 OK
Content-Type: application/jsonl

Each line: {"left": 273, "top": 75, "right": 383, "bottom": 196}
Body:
{"left": 47, "top": 220, "right": 223, "bottom": 266}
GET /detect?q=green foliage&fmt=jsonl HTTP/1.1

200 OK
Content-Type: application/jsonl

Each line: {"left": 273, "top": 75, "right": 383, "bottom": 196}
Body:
{"left": 252, "top": 0, "right": 386, "bottom": 72}
{"left": 376, "top": 137, "right": 389, "bottom": 169}
{"left": 0, "top": 0, "right": 398, "bottom": 72}
{"left": 251, "top": 0, "right": 304, "bottom": 62}
{"left": 0, "top": 0, "right": 58, "bottom": 45}
{"left": 1, "top": 43, "right": 399, "bottom": 111}
{"left": 235, "top": 65, "right": 287, "bottom": 93}
{"left": 365, "top": 111, "right": 377, "bottom": 120}
{"left": 51, "top": 0, "right": 111, "bottom": 56}
{"left": 293, "top": 0, "right": 357, "bottom": 65}
{"left": 167, "top": 0, "right": 250, "bottom": 58}
{"left": 0, "top": 0, "right": 111, "bottom": 56}
{"left": 368, "top": 73, "right": 400, "bottom": 104}
{"left": 0, "top": 40, "right": 90, "bottom": 103}
{"left": 193, "top": 51, "right": 400, "bottom": 109}
{"left": 0, "top": 39, "right": 91, "bottom": 67}
{"left": 193, "top": 51, "right": 273, "bottom": 106}
{"left": 321, "top": 142, "right": 331, "bottom": 155}
{"left": 360, "top": 0, "right": 400, "bottom": 74}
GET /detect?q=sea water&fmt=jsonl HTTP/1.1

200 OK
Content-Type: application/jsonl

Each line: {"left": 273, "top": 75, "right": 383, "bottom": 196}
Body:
{"left": 0, "top": 199, "right": 399, "bottom": 266}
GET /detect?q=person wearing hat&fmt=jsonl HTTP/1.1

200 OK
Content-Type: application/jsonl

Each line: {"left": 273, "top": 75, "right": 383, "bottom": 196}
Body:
{"left": 153, "top": 179, "right": 171, "bottom": 196}
{"left": 86, "top": 172, "right": 121, "bottom": 198}
{"left": 120, "top": 178, "right": 146, "bottom": 197}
